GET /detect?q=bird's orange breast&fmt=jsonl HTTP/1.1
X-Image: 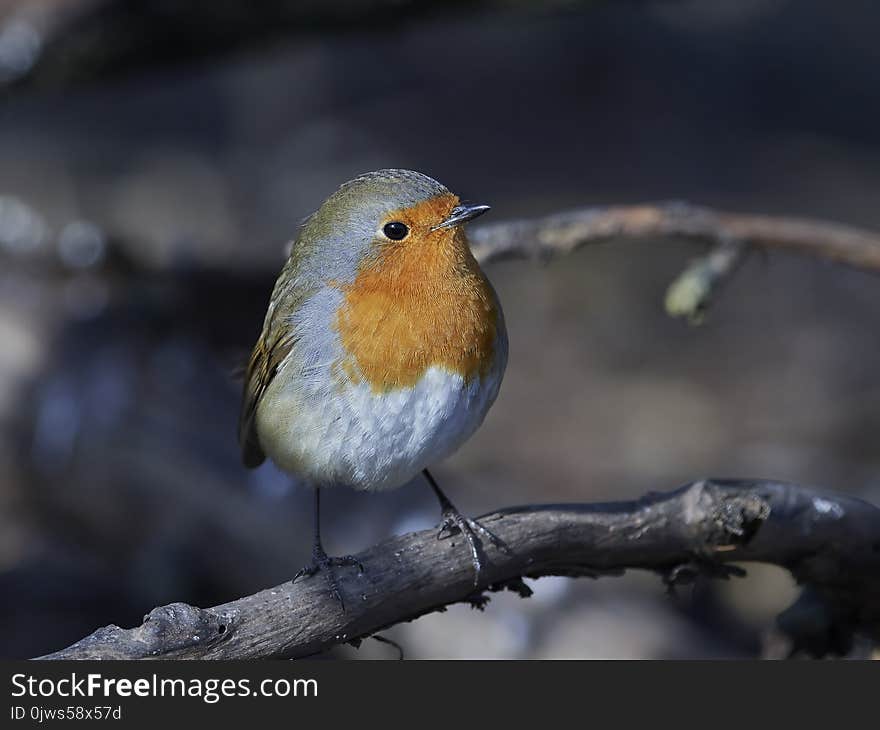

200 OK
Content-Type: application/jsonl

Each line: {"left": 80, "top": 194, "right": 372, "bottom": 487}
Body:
{"left": 333, "top": 194, "right": 499, "bottom": 393}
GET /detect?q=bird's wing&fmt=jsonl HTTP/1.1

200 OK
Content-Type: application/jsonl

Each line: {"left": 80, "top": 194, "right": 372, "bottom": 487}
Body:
{"left": 238, "top": 257, "right": 312, "bottom": 468}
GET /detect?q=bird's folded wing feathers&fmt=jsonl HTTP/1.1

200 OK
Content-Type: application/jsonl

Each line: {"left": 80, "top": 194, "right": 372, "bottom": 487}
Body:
{"left": 238, "top": 329, "right": 297, "bottom": 468}
{"left": 237, "top": 258, "right": 313, "bottom": 468}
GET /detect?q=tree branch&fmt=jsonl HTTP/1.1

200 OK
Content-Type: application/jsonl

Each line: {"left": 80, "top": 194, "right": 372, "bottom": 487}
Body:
{"left": 38, "top": 479, "right": 880, "bottom": 660}
{"left": 470, "top": 202, "right": 880, "bottom": 273}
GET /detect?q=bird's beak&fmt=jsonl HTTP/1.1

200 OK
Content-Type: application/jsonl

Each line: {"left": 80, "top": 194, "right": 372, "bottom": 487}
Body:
{"left": 432, "top": 203, "right": 491, "bottom": 230}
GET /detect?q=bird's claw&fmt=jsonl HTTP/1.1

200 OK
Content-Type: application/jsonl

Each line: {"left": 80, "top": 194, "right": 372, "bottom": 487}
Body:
{"left": 293, "top": 547, "right": 363, "bottom": 611}
{"left": 437, "top": 509, "right": 510, "bottom": 587}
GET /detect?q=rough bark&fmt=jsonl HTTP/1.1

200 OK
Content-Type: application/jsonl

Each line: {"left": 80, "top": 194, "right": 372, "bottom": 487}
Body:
{"left": 38, "top": 479, "right": 880, "bottom": 660}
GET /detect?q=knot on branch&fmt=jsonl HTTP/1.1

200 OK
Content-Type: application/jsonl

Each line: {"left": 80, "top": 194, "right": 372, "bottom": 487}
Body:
{"left": 708, "top": 491, "right": 771, "bottom": 548}
{"left": 662, "top": 483, "right": 771, "bottom": 590}
{"left": 684, "top": 480, "right": 771, "bottom": 550}
{"left": 133, "top": 602, "right": 230, "bottom": 657}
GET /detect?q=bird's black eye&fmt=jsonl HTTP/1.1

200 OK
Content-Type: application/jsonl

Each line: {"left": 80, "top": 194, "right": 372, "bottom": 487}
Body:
{"left": 383, "top": 221, "right": 409, "bottom": 240}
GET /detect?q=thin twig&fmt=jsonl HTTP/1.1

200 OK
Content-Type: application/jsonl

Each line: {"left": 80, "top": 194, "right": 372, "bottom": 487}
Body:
{"left": 470, "top": 202, "right": 880, "bottom": 273}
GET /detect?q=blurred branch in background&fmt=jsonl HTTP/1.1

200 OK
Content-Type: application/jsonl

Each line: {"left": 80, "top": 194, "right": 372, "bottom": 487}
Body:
{"left": 38, "top": 480, "right": 880, "bottom": 660}
{"left": 470, "top": 203, "right": 880, "bottom": 321}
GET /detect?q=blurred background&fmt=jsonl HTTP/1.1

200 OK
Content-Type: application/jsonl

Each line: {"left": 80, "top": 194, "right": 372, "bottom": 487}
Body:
{"left": 1, "top": 0, "right": 879, "bottom": 659}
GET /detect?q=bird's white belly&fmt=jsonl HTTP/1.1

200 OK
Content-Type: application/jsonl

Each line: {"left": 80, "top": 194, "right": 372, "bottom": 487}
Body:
{"left": 259, "top": 365, "right": 502, "bottom": 491}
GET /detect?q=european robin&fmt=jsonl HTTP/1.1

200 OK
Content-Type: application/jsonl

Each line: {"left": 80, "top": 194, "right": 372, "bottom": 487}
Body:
{"left": 238, "top": 169, "right": 508, "bottom": 606}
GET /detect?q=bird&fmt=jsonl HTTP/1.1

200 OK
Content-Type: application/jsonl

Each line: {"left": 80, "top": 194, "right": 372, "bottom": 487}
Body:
{"left": 238, "top": 169, "right": 508, "bottom": 607}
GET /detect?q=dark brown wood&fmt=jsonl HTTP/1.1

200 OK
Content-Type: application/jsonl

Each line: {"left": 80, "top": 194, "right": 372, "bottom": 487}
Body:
{"left": 38, "top": 479, "right": 880, "bottom": 660}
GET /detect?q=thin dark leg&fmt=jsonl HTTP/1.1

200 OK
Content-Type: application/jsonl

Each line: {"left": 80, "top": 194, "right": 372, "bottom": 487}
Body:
{"left": 311, "top": 486, "right": 324, "bottom": 555}
{"left": 423, "top": 468, "right": 509, "bottom": 587}
{"left": 293, "top": 487, "right": 363, "bottom": 611}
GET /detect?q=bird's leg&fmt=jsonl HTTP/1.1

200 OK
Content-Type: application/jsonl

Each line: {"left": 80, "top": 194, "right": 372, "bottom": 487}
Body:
{"left": 423, "top": 468, "right": 509, "bottom": 587}
{"left": 293, "top": 487, "right": 363, "bottom": 611}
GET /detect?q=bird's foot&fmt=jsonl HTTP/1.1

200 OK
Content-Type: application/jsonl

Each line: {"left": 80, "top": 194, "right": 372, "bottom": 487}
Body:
{"left": 437, "top": 507, "right": 510, "bottom": 586}
{"left": 293, "top": 545, "right": 364, "bottom": 611}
